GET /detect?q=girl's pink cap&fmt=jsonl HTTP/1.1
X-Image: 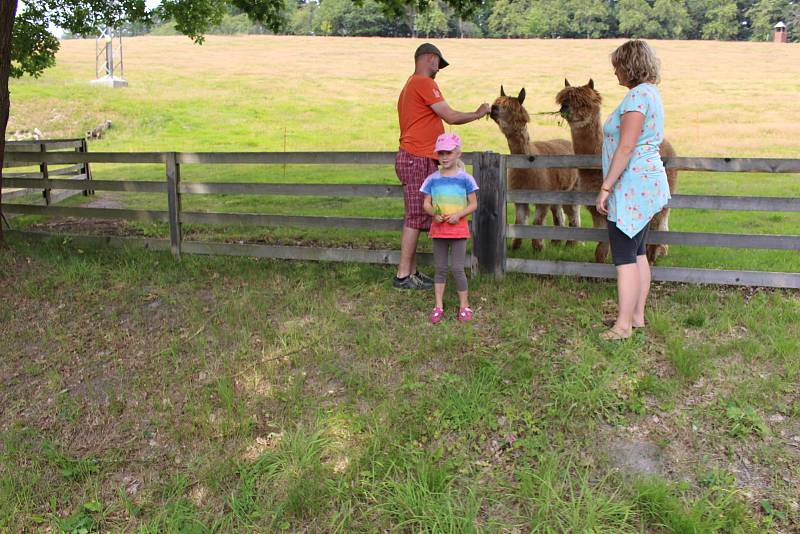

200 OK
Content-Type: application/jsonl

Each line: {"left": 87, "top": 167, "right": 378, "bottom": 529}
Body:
{"left": 435, "top": 132, "right": 461, "bottom": 152}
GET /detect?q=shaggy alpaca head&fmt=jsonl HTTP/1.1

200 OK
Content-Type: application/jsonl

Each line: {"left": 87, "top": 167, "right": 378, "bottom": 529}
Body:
{"left": 555, "top": 79, "right": 602, "bottom": 127}
{"left": 490, "top": 86, "right": 530, "bottom": 135}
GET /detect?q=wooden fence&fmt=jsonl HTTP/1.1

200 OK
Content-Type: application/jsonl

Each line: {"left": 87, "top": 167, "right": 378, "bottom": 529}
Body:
{"left": 472, "top": 152, "right": 800, "bottom": 288}
{"left": 2, "top": 150, "right": 799, "bottom": 288}
{"left": 2, "top": 151, "right": 437, "bottom": 265}
{"left": 3, "top": 139, "right": 93, "bottom": 204}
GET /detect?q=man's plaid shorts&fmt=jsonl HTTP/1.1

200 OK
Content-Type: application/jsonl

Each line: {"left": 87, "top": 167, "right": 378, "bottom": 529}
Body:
{"left": 395, "top": 149, "right": 438, "bottom": 230}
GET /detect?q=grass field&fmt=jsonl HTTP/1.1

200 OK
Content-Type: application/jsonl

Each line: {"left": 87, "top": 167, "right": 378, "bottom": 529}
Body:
{"left": 2, "top": 237, "right": 799, "bottom": 532}
{"left": 8, "top": 37, "right": 800, "bottom": 156}
{"left": 2, "top": 37, "right": 800, "bottom": 532}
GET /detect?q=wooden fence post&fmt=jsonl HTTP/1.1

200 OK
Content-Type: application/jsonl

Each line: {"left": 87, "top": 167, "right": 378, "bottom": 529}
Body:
{"left": 469, "top": 154, "right": 481, "bottom": 276}
{"left": 40, "top": 142, "right": 50, "bottom": 205}
{"left": 166, "top": 152, "right": 182, "bottom": 259}
{"left": 79, "top": 138, "right": 94, "bottom": 196}
{"left": 473, "top": 151, "right": 506, "bottom": 278}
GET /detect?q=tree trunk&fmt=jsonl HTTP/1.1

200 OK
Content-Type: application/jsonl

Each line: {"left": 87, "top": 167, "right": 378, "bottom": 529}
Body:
{"left": 0, "top": 0, "right": 18, "bottom": 242}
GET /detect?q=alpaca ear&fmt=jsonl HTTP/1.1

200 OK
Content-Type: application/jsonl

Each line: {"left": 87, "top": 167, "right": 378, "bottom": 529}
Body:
{"left": 588, "top": 78, "right": 594, "bottom": 89}
{"left": 500, "top": 85, "right": 506, "bottom": 97}
{"left": 518, "top": 88, "right": 526, "bottom": 105}
{"left": 564, "top": 78, "right": 571, "bottom": 87}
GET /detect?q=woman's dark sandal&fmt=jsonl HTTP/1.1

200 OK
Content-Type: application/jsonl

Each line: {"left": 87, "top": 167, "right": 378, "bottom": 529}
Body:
{"left": 603, "top": 319, "right": 644, "bottom": 329}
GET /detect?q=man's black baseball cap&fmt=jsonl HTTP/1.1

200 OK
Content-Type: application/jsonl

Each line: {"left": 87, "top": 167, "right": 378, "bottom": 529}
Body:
{"left": 414, "top": 43, "right": 449, "bottom": 69}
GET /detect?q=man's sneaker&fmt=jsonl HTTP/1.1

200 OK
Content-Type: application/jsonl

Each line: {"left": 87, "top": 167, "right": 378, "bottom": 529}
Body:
{"left": 415, "top": 271, "right": 435, "bottom": 285}
{"left": 457, "top": 307, "right": 474, "bottom": 322}
{"left": 393, "top": 273, "right": 433, "bottom": 290}
{"left": 429, "top": 307, "right": 444, "bottom": 324}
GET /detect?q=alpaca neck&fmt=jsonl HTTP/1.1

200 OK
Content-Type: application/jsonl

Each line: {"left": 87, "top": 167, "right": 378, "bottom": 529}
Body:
{"left": 568, "top": 113, "right": 602, "bottom": 155}
{"left": 504, "top": 126, "right": 532, "bottom": 155}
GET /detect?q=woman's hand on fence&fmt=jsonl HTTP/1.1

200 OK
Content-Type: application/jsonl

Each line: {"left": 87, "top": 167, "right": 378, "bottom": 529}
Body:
{"left": 596, "top": 190, "right": 610, "bottom": 216}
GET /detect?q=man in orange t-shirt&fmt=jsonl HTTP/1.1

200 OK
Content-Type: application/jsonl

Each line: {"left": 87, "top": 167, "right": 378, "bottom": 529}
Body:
{"left": 393, "top": 43, "right": 490, "bottom": 290}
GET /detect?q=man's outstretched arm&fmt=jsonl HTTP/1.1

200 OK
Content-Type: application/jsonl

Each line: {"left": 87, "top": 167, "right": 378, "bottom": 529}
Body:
{"left": 431, "top": 101, "right": 490, "bottom": 125}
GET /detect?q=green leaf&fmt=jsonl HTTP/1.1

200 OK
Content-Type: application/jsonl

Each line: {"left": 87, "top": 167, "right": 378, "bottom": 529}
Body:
{"left": 83, "top": 500, "right": 103, "bottom": 512}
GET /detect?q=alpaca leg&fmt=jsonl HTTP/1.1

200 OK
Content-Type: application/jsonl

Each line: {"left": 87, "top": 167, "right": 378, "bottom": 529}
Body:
{"left": 549, "top": 205, "right": 565, "bottom": 246}
{"left": 658, "top": 208, "right": 670, "bottom": 258}
{"left": 511, "top": 203, "right": 530, "bottom": 250}
{"left": 588, "top": 206, "right": 610, "bottom": 263}
{"left": 564, "top": 204, "right": 581, "bottom": 247}
{"left": 531, "top": 204, "right": 548, "bottom": 251}
{"left": 647, "top": 208, "right": 670, "bottom": 263}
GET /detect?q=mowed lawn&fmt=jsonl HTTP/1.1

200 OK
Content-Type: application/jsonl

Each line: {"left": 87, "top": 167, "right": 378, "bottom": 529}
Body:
{"left": 2, "top": 37, "right": 800, "bottom": 532}
{"left": 2, "top": 237, "right": 799, "bottom": 532}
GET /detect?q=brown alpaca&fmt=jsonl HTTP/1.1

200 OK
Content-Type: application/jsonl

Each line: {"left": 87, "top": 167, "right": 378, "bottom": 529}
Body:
{"left": 555, "top": 79, "right": 678, "bottom": 263}
{"left": 490, "top": 86, "right": 580, "bottom": 251}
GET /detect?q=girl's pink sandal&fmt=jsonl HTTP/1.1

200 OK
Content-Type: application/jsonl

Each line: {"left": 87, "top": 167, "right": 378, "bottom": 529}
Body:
{"left": 429, "top": 307, "right": 444, "bottom": 324}
{"left": 457, "top": 307, "right": 473, "bottom": 322}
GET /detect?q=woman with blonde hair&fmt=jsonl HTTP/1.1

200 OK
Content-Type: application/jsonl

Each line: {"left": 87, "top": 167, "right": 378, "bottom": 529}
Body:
{"left": 595, "top": 39, "right": 671, "bottom": 340}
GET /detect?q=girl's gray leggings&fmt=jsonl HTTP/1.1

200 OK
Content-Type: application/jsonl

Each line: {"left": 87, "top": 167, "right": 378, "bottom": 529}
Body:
{"left": 433, "top": 238, "right": 468, "bottom": 292}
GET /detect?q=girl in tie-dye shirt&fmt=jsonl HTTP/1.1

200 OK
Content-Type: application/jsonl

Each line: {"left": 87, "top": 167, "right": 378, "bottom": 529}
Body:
{"left": 595, "top": 39, "right": 670, "bottom": 341}
{"left": 420, "top": 132, "right": 478, "bottom": 324}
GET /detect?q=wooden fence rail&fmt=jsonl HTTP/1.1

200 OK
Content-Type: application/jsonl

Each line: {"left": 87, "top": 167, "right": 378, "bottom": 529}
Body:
{"left": 506, "top": 154, "right": 800, "bottom": 173}
{"left": 2, "top": 139, "right": 92, "bottom": 204}
{"left": 4, "top": 151, "right": 476, "bottom": 166}
{"left": 2, "top": 150, "right": 799, "bottom": 288}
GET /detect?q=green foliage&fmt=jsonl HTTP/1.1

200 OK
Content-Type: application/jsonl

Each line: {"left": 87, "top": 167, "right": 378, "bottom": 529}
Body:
{"left": 488, "top": 0, "right": 530, "bottom": 37}
{"left": 374, "top": 455, "right": 482, "bottom": 532}
{"left": 213, "top": 12, "right": 265, "bottom": 34}
{"left": 725, "top": 405, "right": 769, "bottom": 437}
{"left": 314, "top": 0, "right": 393, "bottom": 36}
{"left": 572, "top": 0, "right": 613, "bottom": 38}
{"left": 617, "top": 0, "right": 663, "bottom": 37}
{"left": 702, "top": 0, "right": 741, "bottom": 40}
{"left": 151, "top": 0, "right": 291, "bottom": 41}
{"left": 510, "top": 0, "right": 615, "bottom": 38}
{"left": 9, "top": 12, "right": 59, "bottom": 78}
{"left": 653, "top": 0, "right": 692, "bottom": 38}
{"left": 289, "top": 1, "right": 318, "bottom": 34}
{"left": 226, "top": 424, "right": 334, "bottom": 527}
{"left": 41, "top": 442, "right": 100, "bottom": 482}
{"left": 788, "top": 4, "right": 800, "bottom": 41}
{"left": 528, "top": 0, "right": 571, "bottom": 38}
{"left": 415, "top": 0, "right": 449, "bottom": 37}
{"left": 631, "top": 475, "right": 758, "bottom": 532}
{"left": 432, "top": 362, "right": 499, "bottom": 430}
{"left": 746, "top": 0, "right": 791, "bottom": 40}
{"left": 665, "top": 337, "right": 709, "bottom": 381}
{"left": 149, "top": 19, "right": 182, "bottom": 36}
{"left": 516, "top": 454, "right": 639, "bottom": 532}
{"left": 142, "top": 475, "right": 208, "bottom": 533}
{"left": 56, "top": 500, "right": 105, "bottom": 534}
